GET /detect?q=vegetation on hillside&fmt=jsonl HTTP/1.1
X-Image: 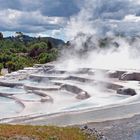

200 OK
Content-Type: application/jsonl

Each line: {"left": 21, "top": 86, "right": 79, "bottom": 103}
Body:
{"left": 0, "top": 32, "right": 65, "bottom": 73}
{"left": 0, "top": 124, "right": 96, "bottom": 140}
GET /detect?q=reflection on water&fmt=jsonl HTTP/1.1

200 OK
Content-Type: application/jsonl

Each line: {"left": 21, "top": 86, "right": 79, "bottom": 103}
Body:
{"left": 0, "top": 66, "right": 137, "bottom": 120}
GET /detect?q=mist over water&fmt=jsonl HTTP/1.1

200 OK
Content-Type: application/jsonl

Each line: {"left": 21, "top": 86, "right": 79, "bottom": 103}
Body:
{"left": 51, "top": 0, "right": 140, "bottom": 115}
{"left": 51, "top": 0, "right": 140, "bottom": 112}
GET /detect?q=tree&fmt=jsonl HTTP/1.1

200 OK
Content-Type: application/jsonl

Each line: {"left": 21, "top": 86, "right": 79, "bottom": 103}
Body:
{"left": 47, "top": 41, "right": 53, "bottom": 50}
{"left": 28, "top": 42, "right": 48, "bottom": 57}
{"left": 0, "top": 63, "right": 3, "bottom": 74}
{"left": 6, "top": 61, "right": 16, "bottom": 73}
{"left": 38, "top": 53, "right": 55, "bottom": 64}
{"left": 0, "top": 32, "right": 3, "bottom": 40}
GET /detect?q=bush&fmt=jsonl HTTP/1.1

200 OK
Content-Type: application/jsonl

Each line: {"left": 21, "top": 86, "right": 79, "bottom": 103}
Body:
{"left": 38, "top": 53, "right": 54, "bottom": 64}
{"left": 0, "top": 34, "right": 60, "bottom": 72}
{"left": 6, "top": 61, "right": 16, "bottom": 73}
{"left": 0, "top": 63, "right": 3, "bottom": 75}
{"left": 28, "top": 42, "right": 48, "bottom": 57}
{"left": 0, "top": 63, "right": 3, "bottom": 71}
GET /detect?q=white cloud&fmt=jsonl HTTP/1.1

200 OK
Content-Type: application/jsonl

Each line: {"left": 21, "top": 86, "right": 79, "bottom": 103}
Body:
{"left": 0, "top": 0, "right": 140, "bottom": 38}
{"left": 52, "top": 30, "right": 61, "bottom": 36}
{"left": 65, "top": 0, "right": 140, "bottom": 38}
{"left": 0, "top": 9, "right": 67, "bottom": 33}
{"left": 123, "top": 14, "right": 140, "bottom": 22}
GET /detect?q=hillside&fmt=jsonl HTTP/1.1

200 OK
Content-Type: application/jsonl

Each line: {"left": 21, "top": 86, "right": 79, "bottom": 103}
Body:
{"left": 0, "top": 33, "right": 65, "bottom": 74}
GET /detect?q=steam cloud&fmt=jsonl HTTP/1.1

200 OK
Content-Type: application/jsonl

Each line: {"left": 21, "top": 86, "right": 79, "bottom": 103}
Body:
{"left": 56, "top": 0, "right": 140, "bottom": 71}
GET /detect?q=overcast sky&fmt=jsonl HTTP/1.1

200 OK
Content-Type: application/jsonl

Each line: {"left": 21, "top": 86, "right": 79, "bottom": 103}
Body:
{"left": 0, "top": 0, "right": 140, "bottom": 40}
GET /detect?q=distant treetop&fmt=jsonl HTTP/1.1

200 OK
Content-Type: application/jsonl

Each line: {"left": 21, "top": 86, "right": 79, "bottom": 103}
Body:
{"left": 0, "top": 32, "right": 3, "bottom": 40}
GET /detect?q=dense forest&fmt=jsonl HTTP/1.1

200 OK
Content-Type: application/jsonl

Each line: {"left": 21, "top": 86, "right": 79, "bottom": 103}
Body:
{"left": 0, "top": 32, "right": 65, "bottom": 74}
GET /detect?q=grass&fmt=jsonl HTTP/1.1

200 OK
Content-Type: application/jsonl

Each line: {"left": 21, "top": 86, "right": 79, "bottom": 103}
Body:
{"left": 0, "top": 124, "right": 97, "bottom": 140}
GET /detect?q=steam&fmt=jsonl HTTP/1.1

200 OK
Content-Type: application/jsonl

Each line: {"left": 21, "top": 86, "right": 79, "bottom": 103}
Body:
{"left": 56, "top": 35, "right": 140, "bottom": 71}
{"left": 56, "top": 0, "right": 140, "bottom": 71}
{"left": 65, "top": 0, "right": 97, "bottom": 39}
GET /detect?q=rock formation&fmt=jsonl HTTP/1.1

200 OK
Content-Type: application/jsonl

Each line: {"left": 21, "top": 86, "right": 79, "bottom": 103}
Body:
{"left": 117, "top": 88, "right": 137, "bottom": 96}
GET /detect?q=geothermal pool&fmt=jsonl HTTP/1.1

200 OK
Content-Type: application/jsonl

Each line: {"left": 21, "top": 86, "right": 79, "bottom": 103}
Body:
{"left": 0, "top": 63, "right": 140, "bottom": 125}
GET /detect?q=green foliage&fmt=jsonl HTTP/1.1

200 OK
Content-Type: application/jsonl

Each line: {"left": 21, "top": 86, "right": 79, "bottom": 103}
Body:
{"left": 0, "top": 34, "right": 60, "bottom": 72}
{"left": 6, "top": 61, "right": 16, "bottom": 73}
{"left": 39, "top": 53, "right": 53, "bottom": 64}
{"left": 0, "top": 63, "right": 3, "bottom": 75}
{"left": 0, "top": 39, "right": 27, "bottom": 53}
{"left": 0, "top": 63, "right": 3, "bottom": 70}
{"left": 28, "top": 42, "right": 48, "bottom": 57}
{"left": 38, "top": 50, "right": 58, "bottom": 64}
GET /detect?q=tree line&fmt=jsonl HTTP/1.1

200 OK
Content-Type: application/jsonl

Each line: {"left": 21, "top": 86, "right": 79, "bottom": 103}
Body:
{"left": 0, "top": 32, "right": 64, "bottom": 74}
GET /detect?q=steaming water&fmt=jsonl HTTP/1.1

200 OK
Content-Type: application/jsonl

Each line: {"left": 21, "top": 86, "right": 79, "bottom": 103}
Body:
{"left": 0, "top": 65, "right": 132, "bottom": 120}
{"left": 20, "top": 90, "right": 79, "bottom": 115}
{"left": 0, "top": 36, "right": 140, "bottom": 121}
{"left": 62, "top": 90, "right": 129, "bottom": 111}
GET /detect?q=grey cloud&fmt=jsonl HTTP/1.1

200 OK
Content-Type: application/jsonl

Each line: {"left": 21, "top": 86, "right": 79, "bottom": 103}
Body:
{"left": 0, "top": 0, "right": 21, "bottom": 10}
{"left": 40, "top": 0, "right": 80, "bottom": 17}
{"left": 83, "top": 0, "right": 140, "bottom": 20}
{"left": 0, "top": 0, "right": 79, "bottom": 34}
{"left": 0, "top": 0, "right": 140, "bottom": 36}
{"left": 0, "top": 0, "right": 80, "bottom": 17}
{"left": 75, "top": 0, "right": 140, "bottom": 36}
{"left": 0, "top": 0, "right": 41, "bottom": 11}
{"left": 0, "top": 9, "right": 66, "bottom": 33}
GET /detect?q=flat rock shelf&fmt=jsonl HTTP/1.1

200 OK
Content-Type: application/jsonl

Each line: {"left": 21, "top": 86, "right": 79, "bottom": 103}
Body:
{"left": 0, "top": 62, "right": 140, "bottom": 127}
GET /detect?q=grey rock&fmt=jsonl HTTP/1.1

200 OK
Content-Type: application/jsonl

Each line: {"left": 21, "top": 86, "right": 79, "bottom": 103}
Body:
{"left": 76, "top": 91, "right": 90, "bottom": 99}
{"left": 117, "top": 88, "right": 136, "bottom": 96}
{"left": 108, "top": 70, "right": 125, "bottom": 79}
{"left": 119, "top": 72, "right": 140, "bottom": 81}
{"left": 80, "top": 125, "right": 108, "bottom": 140}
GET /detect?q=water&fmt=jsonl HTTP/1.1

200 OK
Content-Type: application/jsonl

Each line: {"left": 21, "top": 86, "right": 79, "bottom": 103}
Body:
{"left": 0, "top": 86, "right": 26, "bottom": 94}
{"left": 0, "top": 96, "right": 23, "bottom": 118}
{"left": 14, "top": 93, "right": 42, "bottom": 101}
{"left": 0, "top": 65, "right": 137, "bottom": 121}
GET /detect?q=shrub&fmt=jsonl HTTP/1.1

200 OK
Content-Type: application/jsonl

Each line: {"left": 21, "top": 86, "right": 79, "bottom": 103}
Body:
{"left": 28, "top": 42, "right": 48, "bottom": 57}
{"left": 5, "top": 61, "right": 16, "bottom": 73}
